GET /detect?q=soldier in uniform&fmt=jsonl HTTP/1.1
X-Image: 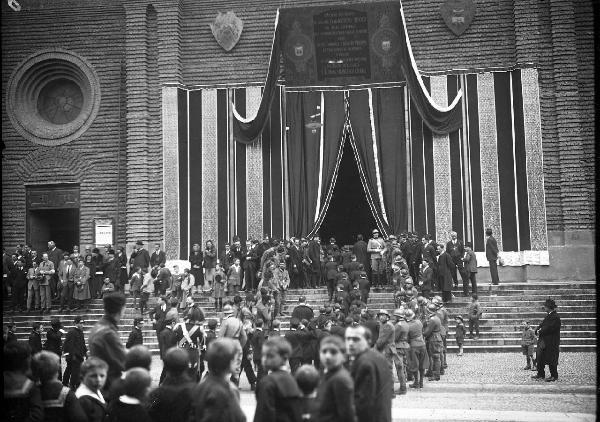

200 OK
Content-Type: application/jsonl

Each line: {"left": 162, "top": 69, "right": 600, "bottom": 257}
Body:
{"left": 434, "top": 295, "right": 450, "bottom": 374}
{"left": 405, "top": 309, "right": 428, "bottom": 389}
{"left": 374, "top": 309, "right": 398, "bottom": 397}
{"left": 423, "top": 303, "right": 443, "bottom": 381}
{"left": 367, "top": 229, "right": 386, "bottom": 289}
{"left": 392, "top": 308, "right": 409, "bottom": 395}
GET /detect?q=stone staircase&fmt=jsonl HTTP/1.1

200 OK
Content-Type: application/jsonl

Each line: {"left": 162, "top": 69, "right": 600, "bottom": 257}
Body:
{"left": 3, "top": 281, "right": 595, "bottom": 354}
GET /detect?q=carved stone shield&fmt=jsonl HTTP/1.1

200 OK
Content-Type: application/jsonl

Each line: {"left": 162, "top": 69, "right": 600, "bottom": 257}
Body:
{"left": 210, "top": 11, "right": 243, "bottom": 51}
{"left": 440, "top": 0, "right": 476, "bottom": 36}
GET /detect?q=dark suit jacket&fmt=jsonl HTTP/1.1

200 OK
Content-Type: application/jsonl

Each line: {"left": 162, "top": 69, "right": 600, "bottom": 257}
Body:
{"left": 352, "top": 240, "right": 369, "bottom": 269}
{"left": 192, "top": 374, "right": 246, "bottom": 422}
{"left": 537, "top": 310, "right": 561, "bottom": 366}
{"left": 148, "top": 373, "right": 196, "bottom": 422}
{"left": 126, "top": 327, "right": 144, "bottom": 349}
{"left": 317, "top": 365, "right": 357, "bottom": 422}
{"left": 29, "top": 331, "right": 42, "bottom": 355}
{"left": 307, "top": 241, "right": 321, "bottom": 271}
{"left": 254, "top": 369, "right": 302, "bottom": 422}
{"left": 350, "top": 349, "right": 392, "bottom": 422}
{"left": 63, "top": 327, "right": 87, "bottom": 361}
{"left": 291, "top": 304, "right": 314, "bottom": 322}
{"left": 47, "top": 247, "right": 63, "bottom": 268}
{"left": 250, "top": 329, "right": 267, "bottom": 362}
{"left": 437, "top": 252, "right": 454, "bottom": 291}
{"left": 158, "top": 327, "right": 178, "bottom": 359}
{"left": 44, "top": 328, "right": 62, "bottom": 355}
{"left": 446, "top": 239, "right": 465, "bottom": 266}
{"left": 150, "top": 250, "right": 166, "bottom": 268}
{"left": 486, "top": 236, "right": 499, "bottom": 261}
{"left": 421, "top": 266, "right": 434, "bottom": 291}
{"left": 132, "top": 248, "right": 151, "bottom": 271}
{"left": 149, "top": 305, "right": 168, "bottom": 333}
{"left": 422, "top": 243, "right": 438, "bottom": 268}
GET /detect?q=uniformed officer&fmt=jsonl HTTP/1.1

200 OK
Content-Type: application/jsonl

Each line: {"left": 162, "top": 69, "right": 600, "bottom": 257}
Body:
{"left": 392, "top": 308, "right": 409, "bottom": 395}
{"left": 423, "top": 303, "right": 443, "bottom": 381}
{"left": 433, "top": 295, "right": 449, "bottom": 374}
{"left": 375, "top": 309, "right": 399, "bottom": 397}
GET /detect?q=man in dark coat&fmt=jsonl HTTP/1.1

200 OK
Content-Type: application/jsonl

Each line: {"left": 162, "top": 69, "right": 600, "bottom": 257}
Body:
{"left": 345, "top": 325, "right": 392, "bottom": 422}
{"left": 445, "top": 231, "right": 465, "bottom": 288}
{"left": 485, "top": 228, "right": 500, "bottom": 285}
{"left": 126, "top": 317, "right": 144, "bottom": 349}
{"left": 131, "top": 241, "right": 151, "bottom": 275}
{"left": 88, "top": 292, "right": 127, "bottom": 394}
{"left": 63, "top": 315, "right": 87, "bottom": 389}
{"left": 352, "top": 234, "right": 369, "bottom": 274}
{"left": 532, "top": 298, "right": 561, "bottom": 382}
{"left": 44, "top": 317, "right": 63, "bottom": 380}
{"left": 158, "top": 317, "right": 179, "bottom": 384}
{"left": 436, "top": 244, "right": 455, "bottom": 303}
{"left": 149, "top": 295, "right": 168, "bottom": 348}
{"left": 291, "top": 296, "right": 314, "bottom": 322}
{"left": 307, "top": 236, "right": 322, "bottom": 288}
{"left": 46, "top": 240, "right": 63, "bottom": 300}
{"left": 28, "top": 321, "right": 43, "bottom": 354}
{"left": 150, "top": 243, "right": 166, "bottom": 268}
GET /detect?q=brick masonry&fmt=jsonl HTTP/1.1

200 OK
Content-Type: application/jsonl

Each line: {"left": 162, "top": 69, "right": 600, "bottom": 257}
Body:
{"left": 1, "top": 0, "right": 594, "bottom": 259}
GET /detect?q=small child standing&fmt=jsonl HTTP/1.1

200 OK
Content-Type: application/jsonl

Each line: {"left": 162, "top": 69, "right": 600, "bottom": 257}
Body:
{"left": 466, "top": 294, "right": 482, "bottom": 340}
{"left": 227, "top": 258, "right": 242, "bottom": 296}
{"left": 255, "top": 337, "right": 303, "bottom": 421}
{"left": 107, "top": 368, "right": 152, "bottom": 421}
{"left": 76, "top": 357, "right": 109, "bottom": 422}
{"left": 101, "top": 278, "right": 115, "bottom": 297}
{"left": 454, "top": 316, "right": 466, "bottom": 356}
{"left": 295, "top": 364, "right": 320, "bottom": 421}
{"left": 520, "top": 321, "right": 537, "bottom": 370}
{"left": 32, "top": 351, "right": 87, "bottom": 422}
{"left": 213, "top": 263, "right": 226, "bottom": 311}
{"left": 139, "top": 269, "right": 154, "bottom": 314}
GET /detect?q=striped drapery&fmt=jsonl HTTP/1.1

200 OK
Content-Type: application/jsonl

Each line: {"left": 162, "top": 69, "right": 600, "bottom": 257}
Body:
{"left": 163, "top": 68, "right": 548, "bottom": 265}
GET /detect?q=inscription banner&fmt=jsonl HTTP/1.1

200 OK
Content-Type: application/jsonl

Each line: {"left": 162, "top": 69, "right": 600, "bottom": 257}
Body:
{"left": 280, "top": 2, "right": 404, "bottom": 87}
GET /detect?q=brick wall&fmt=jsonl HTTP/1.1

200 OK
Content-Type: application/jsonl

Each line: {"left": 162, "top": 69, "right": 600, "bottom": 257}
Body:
{"left": 1, "top": 0, "right": 127, "bottom": 249}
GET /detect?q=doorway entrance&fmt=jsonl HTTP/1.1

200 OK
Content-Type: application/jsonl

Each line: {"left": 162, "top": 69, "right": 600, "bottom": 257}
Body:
{"left": 318, "top": 135, "right": 377, "bottom": 246}
{"left": 26, "top": 184, "right": 80, "bottom": 253}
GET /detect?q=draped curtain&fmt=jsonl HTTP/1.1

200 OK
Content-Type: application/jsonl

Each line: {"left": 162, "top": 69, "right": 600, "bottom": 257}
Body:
{"left": 286, "top": 91, "right": 345, "bottom": 237}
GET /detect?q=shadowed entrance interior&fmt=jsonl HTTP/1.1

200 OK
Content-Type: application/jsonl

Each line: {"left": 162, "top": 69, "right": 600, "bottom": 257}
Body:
{"left": 318, "top": 134, "right": 377, "bottom": 246}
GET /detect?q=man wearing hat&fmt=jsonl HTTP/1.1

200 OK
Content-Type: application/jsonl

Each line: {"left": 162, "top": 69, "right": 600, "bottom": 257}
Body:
{"left": 158, "top": 315, "right": 178, "bottom": 383}
{"left": 423, "top": 303, "right": 443, "bottom": 381}
{"left": 131, "top": 241, "right": 150, "bottom": 275}
{"left": 393, "top": 308, "right": 409, "bottom": 395}
{"left": 405, "top": 309, "right": 427, "bottom": 389}
{"left": 367, "top": 229, "right": 386, "bottom": 289}
{"left": 462, "top": 242, "right": 478, "bottom": 296}
{"left": 63, "top": 315, "right": 87, "bottom": 389}
{"left": 375, "top": 309, "right": 398, "bottom": 397}
{"left": 532, "top": 299, "right": 561, "bottom": 382}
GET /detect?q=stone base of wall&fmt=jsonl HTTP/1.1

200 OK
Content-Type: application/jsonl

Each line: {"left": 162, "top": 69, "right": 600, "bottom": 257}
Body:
{"left": 475, "top": 230, "right": 595, "bottom": 282}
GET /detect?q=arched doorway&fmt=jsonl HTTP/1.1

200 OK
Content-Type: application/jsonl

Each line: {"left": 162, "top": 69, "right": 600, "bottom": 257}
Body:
{"left": 318, "top": 134, "right": 377, "bottom": 246}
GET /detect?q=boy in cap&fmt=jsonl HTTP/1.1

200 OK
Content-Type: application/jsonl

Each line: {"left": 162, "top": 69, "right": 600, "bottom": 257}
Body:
{"left": 454, "top": 315, "right": 466, "bottom": 356}
{"left": 467, "top": 294, "right": 482, "bottom": 340}
{"left": 519, "top": 320, "right": 536, "bottom": 370}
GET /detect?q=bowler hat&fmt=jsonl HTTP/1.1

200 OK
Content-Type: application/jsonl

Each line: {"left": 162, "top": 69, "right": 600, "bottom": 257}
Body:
{"left": 136, "top": 241, "right": 144, "bottom": 246}
{"left": 222, "top": 304, "right": 234, "bottom": 314}
{"left": 543, "top": 298, "right": 557, "bottom": 309}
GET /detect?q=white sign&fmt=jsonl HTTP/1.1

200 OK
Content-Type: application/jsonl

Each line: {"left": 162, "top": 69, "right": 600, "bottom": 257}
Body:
{"left": 94, "top": 219, "right": 113, "bottom": 246}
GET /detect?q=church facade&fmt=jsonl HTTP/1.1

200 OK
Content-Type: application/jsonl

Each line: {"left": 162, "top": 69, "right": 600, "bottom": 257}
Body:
{"left": 1, "top": 0, "right": 595, "bottom": 281}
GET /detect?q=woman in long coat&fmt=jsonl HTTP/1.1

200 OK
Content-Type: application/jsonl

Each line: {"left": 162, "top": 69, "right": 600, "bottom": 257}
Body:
{"left": 73, "top": 259, "right": 91, "bottom": 310}
{"left": 532, "top": 298, "right": 561, "bottom": 381}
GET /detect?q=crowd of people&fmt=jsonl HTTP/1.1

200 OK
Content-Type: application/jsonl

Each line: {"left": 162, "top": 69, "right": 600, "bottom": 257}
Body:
{"left": 2, "top": 227, "right": 502, "bottom": 315}
{"left": 3, "top": 288, "right": 562, "bottom": 422}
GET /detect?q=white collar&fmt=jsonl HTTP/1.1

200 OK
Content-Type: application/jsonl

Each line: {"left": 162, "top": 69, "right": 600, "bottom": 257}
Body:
{"left": 75, "top": 384, "right": 105, "bottom": 404}
{"left": 119, "top": 395, "right": 141, "bottom": 405}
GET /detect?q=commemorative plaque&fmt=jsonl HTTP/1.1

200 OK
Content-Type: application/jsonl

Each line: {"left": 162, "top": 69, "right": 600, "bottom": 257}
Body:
{"left": 280, "top": 2, "right": 404, "bottom": 87}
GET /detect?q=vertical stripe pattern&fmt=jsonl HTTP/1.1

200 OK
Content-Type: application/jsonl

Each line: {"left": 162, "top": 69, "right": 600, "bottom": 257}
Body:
{"left": 189, "top": 90, "right": 203, "bottom": 249}
{"left": 246, "top": 87, "right": 264, "bottom": 241}
{"left": 162, "top": 86, "right": 180, "bottom": 259}
{"left": 477, "top": 72, "right": 503, "bottom": 250}
{"left": 521, "top": 68, "right": 548, "bottom": 251}
{"left": 201, "top": 89, "right": 218, "bottom": 248}
{"left": 430, "top": 75, "right": 452, "bottom": 243}
{"left": 177, "top": 89, "right": 188, "bottom": 258}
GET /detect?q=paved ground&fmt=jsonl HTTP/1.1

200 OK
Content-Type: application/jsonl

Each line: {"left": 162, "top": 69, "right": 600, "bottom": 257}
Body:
{"left": 143, "top": 352, "right": 596, "bottom": 421}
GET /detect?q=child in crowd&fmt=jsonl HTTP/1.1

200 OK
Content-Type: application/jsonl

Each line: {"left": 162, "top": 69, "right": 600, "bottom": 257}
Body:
{"left": 191, "top": 338, "right": 246, "bottom": 422}
{"left": 270, "top": 319, "right": 282, "bottom": 337}
{"left": 519, "top": 321, "right": 537, "bottom": 370}
{"left": 129, "top": 267, "right": 143, "bottom": 310}
{"left": 106, "top": 345, "right": 152, "bottom": 402}
{"left": 101, "top": 278, "right": 115, "bottom": 297}
{"left": 107, "top": 368, "right": 152, "bottom": 421}
{"left": 227, "top": 258, "right": 242, "bottom": 295}
{"left": 3, "top": 342, "right": 44, "bottom": 422}
{"left": 139, "top": 269, "right": 153, "bottom": 314}
{"left": 76, "top": 357, "right": 108, "bottom": 422}
{"left": 324, "top": 255, "right": 338, "bottom": 303}
{"left": 467, "top": 294, "right": 482, "bottom": 340}
{"left": 295, "top": 364, "right": 320, "bottom": 421}
{"left": 32, "top": 351, "right": 87, "bottom": 422}
{"left": 126, "top": 317, "right": 144, "bottom": 349}
{"left": 213, "top": 263, "right": 226, "bottom": 311}
{"left": 454, "top": 315, "right": 466, "bottom": 356}
{"left": 255, "top": 337, "right": 303, "bottom": 421}
{"left": 316, "top": 335, "right": 357, "bottom": 422}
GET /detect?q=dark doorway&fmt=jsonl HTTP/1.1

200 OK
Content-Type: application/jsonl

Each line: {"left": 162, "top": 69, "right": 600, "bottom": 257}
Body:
{"left": 318, "top": 134, "right": 377, "bottom": 246}
{"left": 28, "top": 209, "right": 79, "bottom": 254}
